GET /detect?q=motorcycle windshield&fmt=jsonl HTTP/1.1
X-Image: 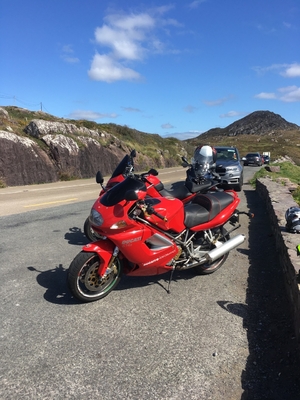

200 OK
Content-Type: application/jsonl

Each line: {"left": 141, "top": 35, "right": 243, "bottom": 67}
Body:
{"left": 100, "top": 177, "right": 147, "bottom": 206}
{"left": 111, "top": 155, "right": 131, "bottom": 178}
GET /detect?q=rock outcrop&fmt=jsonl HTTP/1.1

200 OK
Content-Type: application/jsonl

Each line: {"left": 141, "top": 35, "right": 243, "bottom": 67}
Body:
{"left": 0, "top": 110, "right": 182, "bottom": 186}
{"left": 0, "top": 131, "right": 57, "bottom": 186}
{"left": 24, "top": 119, "right": 102, "bottom": 138}
{"left": 40, "top": 132, "right": 128, "bottom": 179}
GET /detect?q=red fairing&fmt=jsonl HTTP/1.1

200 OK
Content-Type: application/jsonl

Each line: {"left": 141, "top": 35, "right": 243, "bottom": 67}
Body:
{"left": 82, "top": 240, "right": 115, "bottom": 277}
{"left": 143, "top": 197, "right": 186, "bottom": 232}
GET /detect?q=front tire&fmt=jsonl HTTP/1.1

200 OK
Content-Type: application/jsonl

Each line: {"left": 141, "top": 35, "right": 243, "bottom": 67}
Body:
{"left": 67, "top": 251, "right": 123, "bottom": 302}
{"left": 194, "top": 230, "right": 230, "bottom": 275}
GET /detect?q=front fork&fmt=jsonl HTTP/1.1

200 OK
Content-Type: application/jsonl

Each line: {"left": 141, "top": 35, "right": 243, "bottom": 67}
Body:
{"left": 105, "top": 247, "right": 120, "bottom": 276}
{"left": 82, "top": 240, "right": 119, "bottom": 277}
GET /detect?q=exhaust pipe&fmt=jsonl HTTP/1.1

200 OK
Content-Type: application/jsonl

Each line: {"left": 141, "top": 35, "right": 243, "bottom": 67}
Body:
{"left": 206, "top": 234, "right": 245, "bottom": 263}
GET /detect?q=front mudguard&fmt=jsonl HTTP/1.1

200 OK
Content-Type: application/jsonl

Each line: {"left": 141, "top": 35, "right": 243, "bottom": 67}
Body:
{"left": 82, "top": 240, "right": 115, "bottom": 277}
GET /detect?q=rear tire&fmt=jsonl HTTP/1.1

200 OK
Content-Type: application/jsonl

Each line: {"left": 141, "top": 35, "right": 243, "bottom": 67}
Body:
{"left": 194, "top": 230, "right": 230, "bottom": 275}
{"left": 67, "top": 251, "right": 123, "bottom": 302}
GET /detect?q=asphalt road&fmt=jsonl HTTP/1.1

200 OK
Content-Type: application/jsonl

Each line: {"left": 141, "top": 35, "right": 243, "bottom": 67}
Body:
{"left": 1, "top": 166, "right": 300, "bottom": 399}
{"left": 0, "top": 167, "right": 188, "bottom": 217}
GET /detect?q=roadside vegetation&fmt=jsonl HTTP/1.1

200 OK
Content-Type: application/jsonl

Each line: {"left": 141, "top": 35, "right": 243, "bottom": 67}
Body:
{"left": 251, "top": 161, "right": 300, "bottom": 205}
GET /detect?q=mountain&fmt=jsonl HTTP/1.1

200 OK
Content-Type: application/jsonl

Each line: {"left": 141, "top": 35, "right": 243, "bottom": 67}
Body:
{"left": 185, "top": 111, "right": 300, "bottom": 163}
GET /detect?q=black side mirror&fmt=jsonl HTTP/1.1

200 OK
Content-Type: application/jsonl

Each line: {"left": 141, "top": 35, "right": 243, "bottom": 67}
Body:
{"left": 181, "top": 156, "right": 190, "bottom": 168}
{"left": 130, "top": 149, "right": 137, "bottom": 158}
{"left": 96, "top": 171, "right": 104, "bottom": 184}
{"left": 148, "top": 168, "right": 158, "bottom": 176}
{"left": 182, "top": 156, "right": 188, "bottom": 163}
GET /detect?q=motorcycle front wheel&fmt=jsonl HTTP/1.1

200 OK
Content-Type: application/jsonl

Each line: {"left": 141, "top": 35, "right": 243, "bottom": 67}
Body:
{"left": 194, "top": 229, "right": 230, "bottom": 275}
{"left": 67, "top": 251, "right": 123, "bottom": 302}
{"left": 84, "top": 217, "right": 103, "bottom": 242}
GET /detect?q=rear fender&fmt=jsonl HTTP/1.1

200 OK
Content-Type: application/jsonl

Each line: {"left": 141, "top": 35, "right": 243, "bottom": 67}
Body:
{"left": 82, "top": 240, "right": 115, "bottom": 277}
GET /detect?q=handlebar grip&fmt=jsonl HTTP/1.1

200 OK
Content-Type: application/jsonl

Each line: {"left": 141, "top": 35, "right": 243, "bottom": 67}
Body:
{"left": 153, "top": 210, "right": 167, "bottom": 221}
{"left": 146, "top": 204, "right": 167, "bottom": 221}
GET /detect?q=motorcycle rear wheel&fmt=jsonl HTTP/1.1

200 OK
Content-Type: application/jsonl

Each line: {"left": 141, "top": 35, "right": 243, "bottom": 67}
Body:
{"left": 67, "top": 251, "right": 123, "bottom": 302}
{"left": 194, "top": 230, "right": 230, "bottom": 275}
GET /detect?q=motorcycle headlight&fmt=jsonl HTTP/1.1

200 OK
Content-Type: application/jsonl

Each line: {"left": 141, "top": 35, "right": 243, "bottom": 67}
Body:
{"left": 89, "top": 209, "right": 104, "bottom": 226}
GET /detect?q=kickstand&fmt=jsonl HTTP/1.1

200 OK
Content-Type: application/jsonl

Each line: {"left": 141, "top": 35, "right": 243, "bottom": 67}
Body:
{"left": 167, "top": 267, "right": 175, "bottom": 294}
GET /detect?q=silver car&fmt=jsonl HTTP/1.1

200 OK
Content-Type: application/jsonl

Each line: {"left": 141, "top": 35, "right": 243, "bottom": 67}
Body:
{"left": 215, "top": 146, "right": 244, "bottom": 191}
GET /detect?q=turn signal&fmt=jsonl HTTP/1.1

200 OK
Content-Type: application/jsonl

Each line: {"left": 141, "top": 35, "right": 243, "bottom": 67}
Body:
{"left": 110, "top": 220, "right": 128, "bottom": 229}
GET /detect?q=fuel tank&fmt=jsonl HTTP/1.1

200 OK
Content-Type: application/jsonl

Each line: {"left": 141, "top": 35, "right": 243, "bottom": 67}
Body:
{"left": 144, "top": 197, "right": 185, "bottom": 232}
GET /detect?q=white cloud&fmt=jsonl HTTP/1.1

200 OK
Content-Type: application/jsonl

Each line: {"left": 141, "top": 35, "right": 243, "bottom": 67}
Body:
{"left": 254, "top": 92, "right": 277, "bottom": 99}
{"left": 68, "top": 110, "right": 118, "bottom": 120}
{"left": 254, "top": 86, "right": 300, "bottom": 102}
{"left": 94, "top": 13, "right": 154, "bottom": 61}
{"left": 252, "top": 63, "right": 287, "bottom": 75}
{"left": 88, "top": 8, "right": 182, "bottom": 83}
{"left": 253, "top": 63, "right": 300, "bottom": 77}
{"left": 88, "top": 54, "right": 141, "bottom": 82}
{"left": 278, "top": 86, "right": 300, "bottom": 102}
{"left": 281, "top": 63, "right": 300, "bottom": 78}
{"left": 188, "top": 0, "right": 207, "bottom": 9}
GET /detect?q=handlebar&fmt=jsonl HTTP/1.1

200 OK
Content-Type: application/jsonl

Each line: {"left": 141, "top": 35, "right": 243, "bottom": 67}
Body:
{"left": 146, "top": 204, "right": 167, "bottom": 221}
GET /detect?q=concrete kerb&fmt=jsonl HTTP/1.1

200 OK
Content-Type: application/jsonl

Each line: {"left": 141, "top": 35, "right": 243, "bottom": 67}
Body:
{"left": 256, "top": 177, "right": 300, "bottom": 347}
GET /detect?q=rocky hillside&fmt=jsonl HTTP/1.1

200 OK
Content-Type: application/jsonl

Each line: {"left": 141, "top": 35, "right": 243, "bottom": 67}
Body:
{"left": 1, "top": 107, "right": 300, "bottom": 187}
{"left": 0, "top": 106, "right": 191, "bottom": 187}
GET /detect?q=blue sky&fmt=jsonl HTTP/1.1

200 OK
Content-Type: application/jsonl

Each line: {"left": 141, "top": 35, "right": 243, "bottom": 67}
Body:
{"left": 1, "top": 0, "right": 300, "bottom": 139}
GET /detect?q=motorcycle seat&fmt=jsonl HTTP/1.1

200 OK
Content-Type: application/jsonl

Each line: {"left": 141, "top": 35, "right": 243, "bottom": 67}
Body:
{"left": 159, "top": 183, "right": 192, "bottom": 200}
{"left": 184, "top": 192, "right": 234, "bottom": 228}
{"left": 184, "top": 204, "right": 210, "bottom": 228}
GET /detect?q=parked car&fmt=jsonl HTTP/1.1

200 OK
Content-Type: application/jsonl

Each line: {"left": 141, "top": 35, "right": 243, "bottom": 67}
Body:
{"left": 263, "top": 154, "right": 270, "bottom": 164}
{"left": 215, "top": 146, "right": 244, "bottom": 191}
{"left": 243, "top": 152, "right": 263, "bottom": 166}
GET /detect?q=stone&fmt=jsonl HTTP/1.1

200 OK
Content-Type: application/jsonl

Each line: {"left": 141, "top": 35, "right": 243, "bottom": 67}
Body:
{"left": 0, "top": 130, "right": 57, "bottom": 186}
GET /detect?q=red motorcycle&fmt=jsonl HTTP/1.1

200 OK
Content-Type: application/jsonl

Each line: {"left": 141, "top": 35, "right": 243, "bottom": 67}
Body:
{"left": 68, "top": 173, "right": 253, "bottom": 302}
{"left": 84, "top": 149, "right": 221, "bottom": 241}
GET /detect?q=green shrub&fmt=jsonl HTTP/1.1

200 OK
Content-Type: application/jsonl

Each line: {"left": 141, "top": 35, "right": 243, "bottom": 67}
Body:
{"left": 252, "top": 161, "right": 300, "bottom": 205}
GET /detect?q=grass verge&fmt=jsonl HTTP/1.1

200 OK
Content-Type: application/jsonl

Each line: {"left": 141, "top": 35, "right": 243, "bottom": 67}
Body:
{"left": 251, "top": 161, "right": 300, "bottom": 205}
